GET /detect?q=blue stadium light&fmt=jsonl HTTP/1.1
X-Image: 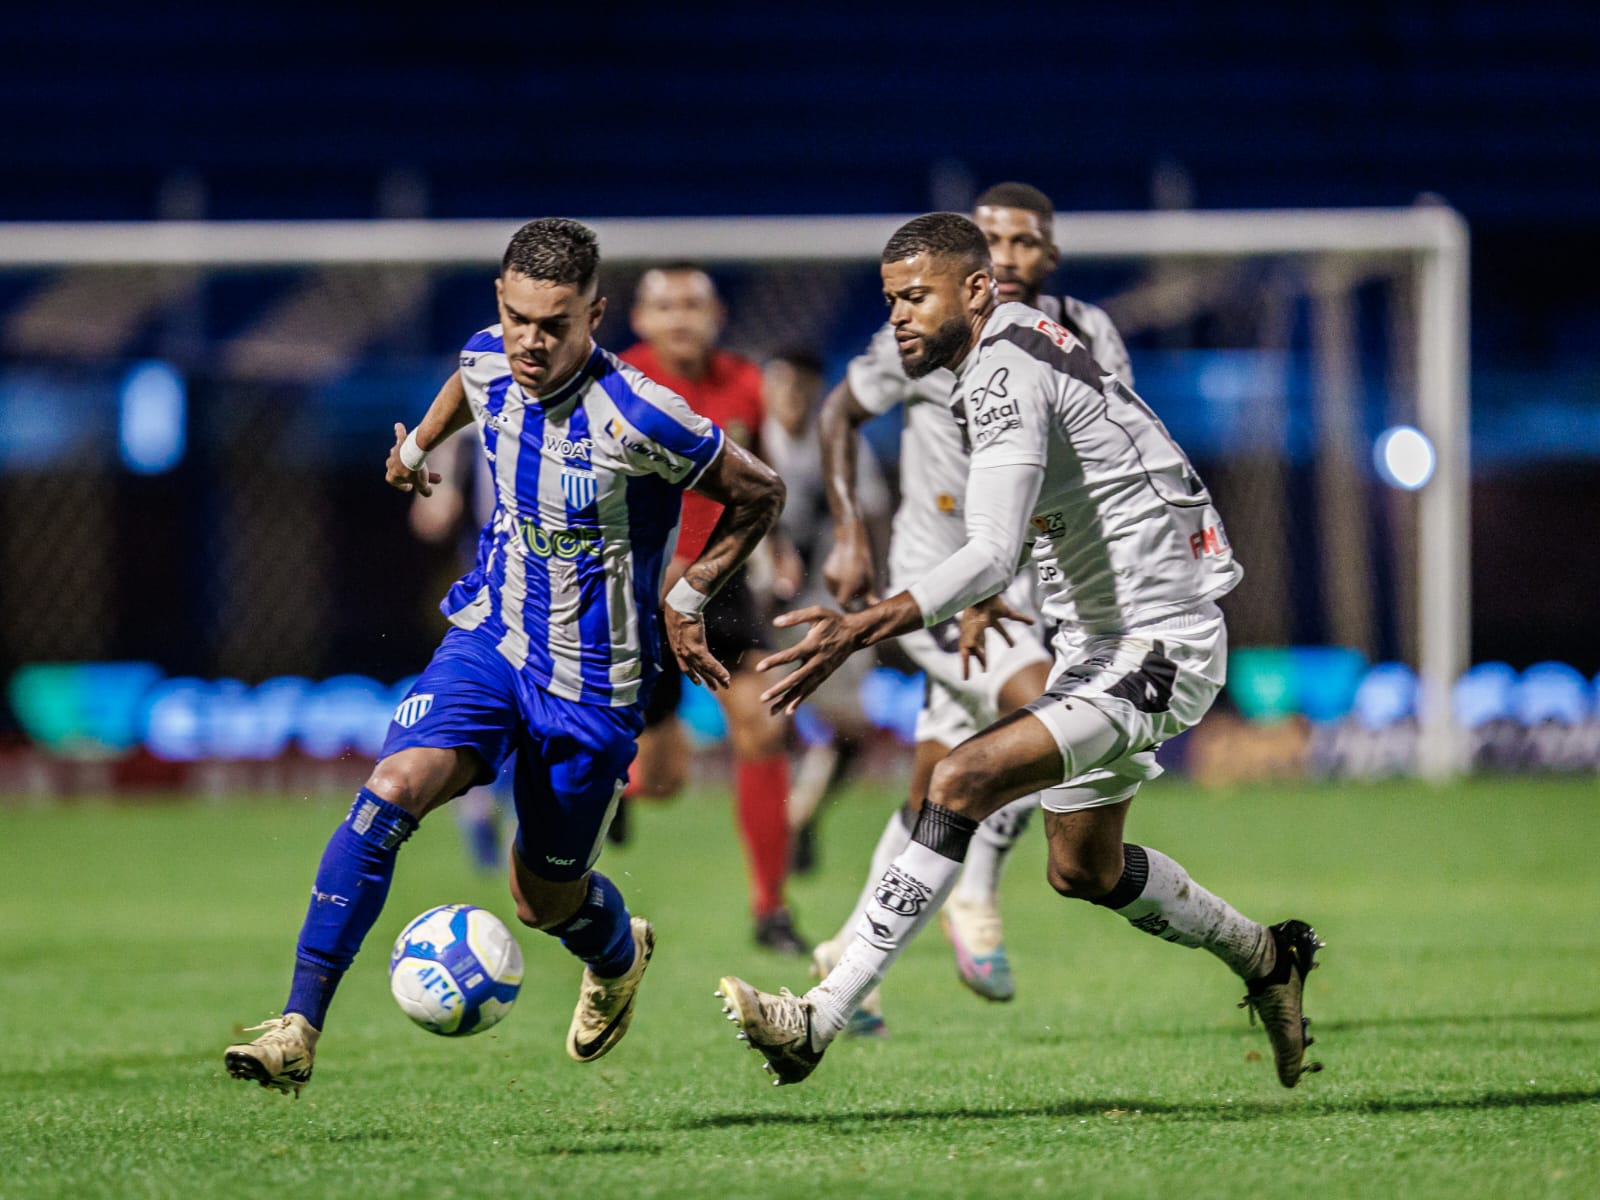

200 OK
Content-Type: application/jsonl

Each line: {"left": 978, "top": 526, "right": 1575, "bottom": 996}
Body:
{"left": 118, "top": 360, "right": 187, "bottom": 474}
{"left": 1373, "top": 424, "right": 1436, "bottom": 491}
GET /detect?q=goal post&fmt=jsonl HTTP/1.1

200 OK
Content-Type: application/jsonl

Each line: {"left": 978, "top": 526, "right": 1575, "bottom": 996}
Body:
{"left": 0, "top": 206, "right": 1470, "bottom": 777}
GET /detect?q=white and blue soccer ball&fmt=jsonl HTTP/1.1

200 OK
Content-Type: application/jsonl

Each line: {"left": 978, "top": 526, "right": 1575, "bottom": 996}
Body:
{"left": 389, "top": 904, "right": 524, "bottom": 1036}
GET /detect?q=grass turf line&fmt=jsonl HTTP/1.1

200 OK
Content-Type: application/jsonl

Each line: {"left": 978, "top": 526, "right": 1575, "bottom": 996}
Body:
{"left": 1, "top": 775, "right": 1597, "bottom": 1199}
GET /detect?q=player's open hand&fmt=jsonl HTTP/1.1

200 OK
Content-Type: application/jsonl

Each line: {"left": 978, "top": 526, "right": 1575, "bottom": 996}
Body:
{"left": 959, "top": 594, "right": 1035, "bottom": 680}
{"left": 386, "top": 423, "right": 443, "bottom": 496}
{"left": 757, "top": 605, "right": 861, "bottom": 715}
{"left": 665, "top": 607, "right": 732, "bottom": 691}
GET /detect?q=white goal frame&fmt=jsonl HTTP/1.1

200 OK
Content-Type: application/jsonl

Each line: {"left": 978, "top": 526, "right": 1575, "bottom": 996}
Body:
{"left": 0, "top": 207, "right": 1470, "bottom": 777}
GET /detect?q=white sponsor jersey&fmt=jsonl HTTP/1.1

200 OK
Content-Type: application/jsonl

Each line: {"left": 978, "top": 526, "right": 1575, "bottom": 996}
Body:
{"left": 954, "top": 303, "right": 1241, "bottom": 631}
{"left": 847, "top": 294, "right": 1132, "bottom": 590}
{"left": 446, "top": 325, "right": 724, "bottom": 707}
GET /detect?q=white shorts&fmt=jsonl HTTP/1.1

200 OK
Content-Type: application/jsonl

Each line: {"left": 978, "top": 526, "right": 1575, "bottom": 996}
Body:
{"left": 898, "top": 574, "right": 1051, "bottom": 749}
{"left": 1026, "top": 603, "right": 1227, "bottom": 813}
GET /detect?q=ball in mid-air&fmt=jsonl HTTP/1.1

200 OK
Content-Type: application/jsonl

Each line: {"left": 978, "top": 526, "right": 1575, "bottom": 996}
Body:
{"left": 389, "top": 904, "right": 524, "bottom": 1036}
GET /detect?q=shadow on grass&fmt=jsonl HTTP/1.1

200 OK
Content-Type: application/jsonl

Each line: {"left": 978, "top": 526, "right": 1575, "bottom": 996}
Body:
{"left": 1012, "top": 1008, "right": 1600, "bottom": 1047}
{"left": 683, "top": 1086, "right": 1600, "bottom": 1130}
{"left": 1315, "top": 1008, "right": 1600, "bottom": 1034}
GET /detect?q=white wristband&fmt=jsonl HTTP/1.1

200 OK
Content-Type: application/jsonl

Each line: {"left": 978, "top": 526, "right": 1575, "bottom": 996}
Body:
{"left": 399, "top": 429, "right": 428, "bottom": 471}
{"left": 665, "top": 578, "right": 710, "bottom": 616}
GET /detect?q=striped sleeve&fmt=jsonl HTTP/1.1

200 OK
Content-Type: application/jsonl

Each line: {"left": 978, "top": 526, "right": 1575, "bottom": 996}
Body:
{"left": 598, "top": 359, "right": 725, "bottom": 486}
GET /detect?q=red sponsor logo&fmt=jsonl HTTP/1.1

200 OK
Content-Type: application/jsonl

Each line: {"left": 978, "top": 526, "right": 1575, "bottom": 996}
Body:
{"left": 1189, "top": 524, "right": 1228, "bottom": 559}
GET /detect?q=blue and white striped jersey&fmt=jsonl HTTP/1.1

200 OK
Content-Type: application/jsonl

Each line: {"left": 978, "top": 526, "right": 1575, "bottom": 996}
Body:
{"left": 441, "top": 325, "right": 725, "bottom": 708}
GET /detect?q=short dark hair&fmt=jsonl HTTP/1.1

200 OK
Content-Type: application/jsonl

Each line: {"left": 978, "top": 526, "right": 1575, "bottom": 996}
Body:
{"left": 501, "top": 218, "right": 600, "bottom": 291}
{"left": 635, "top": 261, "right": 720, "bottom": 301}
{"left": 768, "top": 346, "right": 824, "bottom": 376}
{"left": 973, "top": 181, "right": 1055, "bottom": 222}
{"left": 881, "top": 212, "right": 990, "bottom": 274}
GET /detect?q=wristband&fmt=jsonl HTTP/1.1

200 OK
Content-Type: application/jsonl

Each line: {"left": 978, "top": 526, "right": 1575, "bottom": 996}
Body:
{"left": 399, "top": 429, "right": 428, "bottom": 471}
{"left": 665, "top": 578, "right": 710, "bottom": 616}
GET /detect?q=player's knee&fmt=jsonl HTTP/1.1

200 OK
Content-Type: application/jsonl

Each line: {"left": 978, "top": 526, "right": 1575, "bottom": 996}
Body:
{"left": 926, "top": 753, "right": 992, "bottom": 819}
{"left": 1046, "top": 853, "right": 1121, "bottom": 902}
{"left": 363, "top": 767, "right": 429, "bottom": 818}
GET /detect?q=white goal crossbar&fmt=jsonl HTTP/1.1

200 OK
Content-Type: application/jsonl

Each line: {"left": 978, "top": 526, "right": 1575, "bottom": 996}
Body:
{"left": 0, "top": 207, "right": 1470, "bottom": 776}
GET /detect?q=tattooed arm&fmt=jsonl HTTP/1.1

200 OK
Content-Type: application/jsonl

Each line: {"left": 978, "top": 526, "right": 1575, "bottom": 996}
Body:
{"left": 663, "top": 439, "right": 785, "bottom": 690}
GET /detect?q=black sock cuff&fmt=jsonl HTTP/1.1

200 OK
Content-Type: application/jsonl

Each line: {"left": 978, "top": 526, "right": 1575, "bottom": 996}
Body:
{"left": 911, "top": 800, "right": 980, "bottom": 861}
{"left": 1093, "top": 843, "right": 1150, "bottom": 909}
{"left": 897, "top": 800, "right": 918, "bottom": 833}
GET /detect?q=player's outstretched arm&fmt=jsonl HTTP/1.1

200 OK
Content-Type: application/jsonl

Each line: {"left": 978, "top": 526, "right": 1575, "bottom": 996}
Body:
{"left": 757, "top": 593, "right": 921, "bottom": 715}
{"left": 758, "top": 457, "right": 1042, "bottom": 714}
{"left": 664, "top": 441, "right": 785, "bottom": 691}
{"left": 817, "top": 379, "right": 879, "bottom": 605}
{"left": 385, "top": 370, "right": 474, "bottom": 497}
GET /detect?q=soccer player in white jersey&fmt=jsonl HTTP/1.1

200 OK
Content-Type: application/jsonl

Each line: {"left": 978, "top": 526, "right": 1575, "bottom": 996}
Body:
{"left": 718, "top": 213, "right": 1323, "bottom": 1091}
{"left": 813, "top": 183, "right": 1134, "bottom": 1027}
{"left": 225, "top": 219, "right": 784, "bottom": 1096}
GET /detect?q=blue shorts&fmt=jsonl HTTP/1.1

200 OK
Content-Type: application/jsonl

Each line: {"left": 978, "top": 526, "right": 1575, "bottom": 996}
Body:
{"left": 381, "top": 626, "right": 645, "bottom": 881}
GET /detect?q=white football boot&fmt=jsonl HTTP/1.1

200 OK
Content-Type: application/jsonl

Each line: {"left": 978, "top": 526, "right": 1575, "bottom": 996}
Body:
{"left": 566, "top": 917, "right": 655, "bottom": 1063}
{"left": 717, "top": 975, "right": 825, "bottom": 1086}
{"left": 225, "top": 1014, "right": 320, "bottom": 1097}
{"left": 940, "top": 893, "right": 1016, "bottom": 1002}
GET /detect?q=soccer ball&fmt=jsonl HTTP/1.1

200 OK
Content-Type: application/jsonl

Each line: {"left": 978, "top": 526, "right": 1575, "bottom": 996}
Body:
{"left": 389, "top": 904, "right": 524, "bottom": 1036}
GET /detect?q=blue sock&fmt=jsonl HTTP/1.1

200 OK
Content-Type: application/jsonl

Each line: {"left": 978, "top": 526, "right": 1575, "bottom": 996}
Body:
{"left": 284, "top": 789, "right": 418, "bottom": 1027}
{"left": 549, "top": 872, "right": 635, "bottom": 978}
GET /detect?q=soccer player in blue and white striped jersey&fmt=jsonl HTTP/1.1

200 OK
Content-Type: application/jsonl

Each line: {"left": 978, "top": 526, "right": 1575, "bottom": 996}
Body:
{"left": 226, "top": 219, "right": 785, "bottom": 1096}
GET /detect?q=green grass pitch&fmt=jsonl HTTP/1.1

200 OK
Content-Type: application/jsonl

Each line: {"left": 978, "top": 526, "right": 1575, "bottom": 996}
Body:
{"left": 2, "top": 774, "right": 1598, "bottom": 1199}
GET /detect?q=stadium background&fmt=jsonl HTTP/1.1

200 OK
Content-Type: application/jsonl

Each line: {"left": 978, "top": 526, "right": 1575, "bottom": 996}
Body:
{"left": 2, "top": 2, "right": 1597, "bottom": 785}
{"left": 3, "top": 6, "right": 1600, "bottom": 1198}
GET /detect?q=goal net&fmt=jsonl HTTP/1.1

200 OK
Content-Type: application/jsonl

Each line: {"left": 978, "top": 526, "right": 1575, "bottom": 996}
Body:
{"left": 0, "top": 208, "right": 1468, "bottom": 780}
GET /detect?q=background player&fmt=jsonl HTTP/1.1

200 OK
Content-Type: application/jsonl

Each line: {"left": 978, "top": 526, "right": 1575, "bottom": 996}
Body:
{"left": 621, "top": 266, "right": 809, "bottom": 955}
{"left": 224, "top": 218, "right": 785, "bottom": 1095}
{"left": 812, "top": 183, "right": 1135, "bottom": 1027}
{"left": 759, "top": 348, "right": 889, "bottom": 874}
{"left": 719, "top": 213, "right": 1321, "bottom": 1091}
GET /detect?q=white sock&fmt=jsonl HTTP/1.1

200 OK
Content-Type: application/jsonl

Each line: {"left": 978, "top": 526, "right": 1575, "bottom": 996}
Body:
{"left": 828, "top": 802, "right": 915, "bottom": 946}
{"left": 1103, "top": 844, "right": 1274, "bottom": 979}
{"left": 787, "top": 741, "right": 839, "bottom": 831}
{"left": 807, "top": 810, "right": 974, "bottom": 1043}
{"left": 952, "top": 792, "right": 1039, "bottom": 904}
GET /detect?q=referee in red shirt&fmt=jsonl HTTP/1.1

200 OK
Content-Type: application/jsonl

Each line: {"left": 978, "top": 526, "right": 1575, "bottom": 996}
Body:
{"left": 621, "top": 264, "right": 808, "bottom": 955}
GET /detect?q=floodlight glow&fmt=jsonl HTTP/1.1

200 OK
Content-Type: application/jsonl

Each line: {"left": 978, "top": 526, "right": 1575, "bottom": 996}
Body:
{"left": 1374, "top": 425, "right": 1435, "bottom": 490}
{"left": 118, "top": 360, "right": 186, "bottom": 473}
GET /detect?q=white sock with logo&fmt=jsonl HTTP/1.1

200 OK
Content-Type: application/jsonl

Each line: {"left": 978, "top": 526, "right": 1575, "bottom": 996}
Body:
{"left": 806, "top": 803, "right": 977, "bottom": 1045}
{"left": 828, "top": 802, "right": 916, "bottom": 946}
{"left": 1102, "top": 844, "right": 1274, "bottom": 980}
{"left": 952, "top": 792, "right": 1039, "bottom": 904}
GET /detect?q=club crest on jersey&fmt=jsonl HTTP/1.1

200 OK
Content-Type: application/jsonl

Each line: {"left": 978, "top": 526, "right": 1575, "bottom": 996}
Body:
{"left": 393, "top": 693, "right": 434, "bottom": 729}
{"left": 561, "top": 468, "right": 599, "bottom": 511}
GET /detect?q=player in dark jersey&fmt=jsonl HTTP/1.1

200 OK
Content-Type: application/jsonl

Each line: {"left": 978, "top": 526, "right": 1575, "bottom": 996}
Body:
{"left": 620, "top": 264, "right": 810, "bottom": 955}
